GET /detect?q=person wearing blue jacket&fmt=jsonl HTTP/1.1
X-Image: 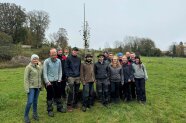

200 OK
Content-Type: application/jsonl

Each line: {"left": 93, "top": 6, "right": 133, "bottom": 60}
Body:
{"left": 43, "top": 48, "right": 63, "bottom": 117}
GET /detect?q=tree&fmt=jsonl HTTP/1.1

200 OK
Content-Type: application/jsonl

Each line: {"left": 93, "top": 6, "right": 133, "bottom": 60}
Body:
{"left": 0, "top": 3, "right": 26, "bottom": 43}
{"left": 27, "top": 10, "right": 50, "bottom": 48}
{"left": 49, "top": 28, "right": 68, "bottom": 49}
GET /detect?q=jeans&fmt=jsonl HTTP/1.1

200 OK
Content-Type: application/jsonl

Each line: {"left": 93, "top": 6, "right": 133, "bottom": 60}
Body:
{"left": 82, "top": 82, "right": 94, "bottom": 107}
{"left": 24, "top": 88, "right": 40, "bottom": 118}
{"left": 135, "top": 78, "right": 146, "bottom": 102}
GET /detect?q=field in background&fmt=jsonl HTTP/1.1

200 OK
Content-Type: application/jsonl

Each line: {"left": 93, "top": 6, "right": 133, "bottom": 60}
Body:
{"left": 0, "top": 57, "right": 186, "bottom": 123}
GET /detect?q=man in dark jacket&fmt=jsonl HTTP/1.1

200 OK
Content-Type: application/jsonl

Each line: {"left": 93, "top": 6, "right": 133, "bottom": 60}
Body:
{"left": 57, "top": 49, "right": 68, "bottom": 112}
{"left": 64, "top": 47, "right": 81, "bottom": 112}
{"left": 94, "top": 54, "right": 109, "bottom": 106}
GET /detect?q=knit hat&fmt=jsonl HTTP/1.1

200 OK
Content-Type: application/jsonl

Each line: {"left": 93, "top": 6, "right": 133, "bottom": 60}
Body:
{"left": 97, "top": 53, "right": 105, "bottom": 58}
{"left": 31, "top": 54, "right": 39, "bottom": 61}
{"left": 117, "top": 52, "right": 123, "bottom": 57}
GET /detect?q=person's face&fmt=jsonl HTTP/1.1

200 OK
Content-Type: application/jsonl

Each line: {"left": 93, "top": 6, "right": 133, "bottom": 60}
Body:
{"left": 98, "top": 56, "right": 104, "bottom": 62}
{"left": 112, "top": 57, "right": 118, "bottom": 64}
{"left": 130, "top": 54, "right": 135, "bottom": 61}
{"left": 122, "top": 57, "right": 128, "bottom": 64}
{"left": 86, "top": 57, "right": 92, "bottom": 62}
{"left": 72, "top": 50, "right": 78, "bottom": 56}
{"left": 104, "top": 53, "right": 109, "bottom": 58}
{"left": 64, "top": 50, "right": 69, "bottom": 55}
{"left": 118, "top": 56, "right": 123, "bottom": 60}
{"left": 126, "top": 52, "right": 130, "bottom": 58}
{"left": 109, "top": 54, "right": 113, "bottom": 60}
{"left": 57, "top": 50, "right": 62, "bottom": 55}
{"left": 32, "top": 58, "right": 39, "bottom": 64}
{"left": 50, "top": 50, "right": 57, "bottom": 59}
{"left": 135, "top": 58, "right": 140, "bottom": 64}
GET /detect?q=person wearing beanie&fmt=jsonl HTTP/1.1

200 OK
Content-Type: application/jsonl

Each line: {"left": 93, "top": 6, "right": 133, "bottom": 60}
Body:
{"left": 24, "top": 54, "right": 42, "bottom": 123}
{"left": 64, "top": 47, "right": 81, "bottom": 112}
{"left": 132, "top": 56, "right": 148, "bottom": 104}
{"left": 43, "top": 48, "right": 63, "bottom": 117}
{"left": 117, "top": 52, "right": 123, "bottom": 64}
{"left": 80, "top": 54, "right": 96, "bottom": 112}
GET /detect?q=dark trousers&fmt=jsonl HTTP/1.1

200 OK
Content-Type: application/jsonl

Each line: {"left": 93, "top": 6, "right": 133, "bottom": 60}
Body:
{"left": 96, "top": 79, "right": 109, "bottom": 104}
{"left": 46, "top": 81, "right": 62, "bottom": 111}
{"left": 68, "top": 83, "right": 80, "bottom": 106}
{"left": 131, "top": 82, "right": 136, "bottom": 99}
{"left": 61, "top": 81, "right": 67, "bottom": 98}
{"left": 123, "top": 83, "right": 131, "bottom": 101}
{"left": 82, "top": 82, "right": 94, "bottom": 107}
{"left": 135, "top": 78, "right": 146, "bottom": 102}
{"left": 110, "top": 82, "right": 120, "bottom": 102}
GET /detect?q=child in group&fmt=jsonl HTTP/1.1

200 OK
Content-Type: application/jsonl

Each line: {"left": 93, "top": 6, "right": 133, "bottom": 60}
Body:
{"left": 108, "top": 56, "right": 124, "bottom": 103}
{"left": 94, "top": 54, "right": 109, "bottom": 106}
{"left": 132, "top": 56, "right": 148, "bottom": 104}
{"left": 80, "top": 54, "right": 96, "bottom": 112}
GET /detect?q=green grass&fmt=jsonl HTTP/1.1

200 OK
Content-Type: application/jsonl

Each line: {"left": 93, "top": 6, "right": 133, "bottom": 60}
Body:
{"left": 0, "top": 57, "right": 186, "bottom": 123}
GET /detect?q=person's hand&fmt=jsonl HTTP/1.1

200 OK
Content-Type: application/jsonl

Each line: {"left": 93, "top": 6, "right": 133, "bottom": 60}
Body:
{"left": 47, "top": 82, "right": 51, "bottom": 86}
{"left": 58, "top": 80, "right": 61, "bottom": 83}
{"left": 128, "top": 79, "right": 131, "bottom": 82}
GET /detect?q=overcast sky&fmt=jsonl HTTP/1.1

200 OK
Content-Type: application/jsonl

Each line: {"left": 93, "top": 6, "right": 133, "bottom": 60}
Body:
{"left": 1, "top": 0, "right": 186, "bottom": 50}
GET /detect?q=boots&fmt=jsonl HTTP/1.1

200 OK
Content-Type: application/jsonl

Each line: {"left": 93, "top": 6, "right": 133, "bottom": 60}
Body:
{"left": 47, "top": 100, "right": 54, "bottom": 117}
{"left": 33, "top": 112, "right": 39, "bottom": 121}
{"left": 56, "top": 98, "right": 64, "bottom": 113}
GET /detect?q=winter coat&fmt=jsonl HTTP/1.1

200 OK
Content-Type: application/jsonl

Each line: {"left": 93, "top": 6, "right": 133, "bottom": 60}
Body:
{"left": 94, "top": 61, "right": 109, "bottom": 79}
{"left": 108, "top": 64, "right": 124, "bottom": 83}
{"left": 122, "top": 62, "right": 134, "bottom": 83}
{"left": 64, "top": 55, "right": 81, "bottom": 77}
{"left": 24, "top": 63, "right": 42, "bottom": 93}
{"left": 80, "top": 62, "right": 95, "bottom": 84}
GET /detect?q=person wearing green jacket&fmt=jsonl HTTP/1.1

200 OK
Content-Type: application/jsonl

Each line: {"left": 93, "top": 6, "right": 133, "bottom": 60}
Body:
{"left": 24, "top": 54, "right": 42, "bottom": 123}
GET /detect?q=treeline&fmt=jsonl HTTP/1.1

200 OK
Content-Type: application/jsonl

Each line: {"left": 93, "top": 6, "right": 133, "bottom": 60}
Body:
{"left": 0, "top": 3, "right": 68, "bottom": 49}
{"left": 167, "top": 42, "right": 186, "bottom": 57}
{"left": 104, "top": 36, "right": 162, "bottom": 57}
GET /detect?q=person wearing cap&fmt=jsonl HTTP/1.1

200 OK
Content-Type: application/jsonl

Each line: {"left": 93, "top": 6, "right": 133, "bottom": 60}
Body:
{"left": 80, "top": 54, "right": 96, "bottom": 112}
{"left": 24, "top": 54, "right": 42, "bottom": 123}
{"left": 64, "top": 47, "right": 81, "bottom": 111}
{"left": 132, "top": 56, "right": 148, "bottom": 104}
{"left": 43, "top": 48, "right": 63, "bottom": 117}
{"left": 108, "top": 56, "right": 124, "bottom": 103}
{"left": 94, "top": 53, "right": 109, "bottom": 106}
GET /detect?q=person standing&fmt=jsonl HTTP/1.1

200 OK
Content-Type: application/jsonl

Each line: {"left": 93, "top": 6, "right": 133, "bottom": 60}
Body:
{"left": 132, "top": 56, "right": 148, "bottom": 104}
{"left": 43, "top": 48, "right": 63, "bottom": 117}
{"left": 24, "top": 54, "right": 42, "bottom": 123}
{"left": 57, "top": 49, "right": 68, "bottom": 112}
{"left": 80, "top": 54, "right": 96, "bottom": 112}
{"left": 64, "top": 47, "right": 81, "bottom": 111}
{"left": 94, "top": 54, "right": 109, "bottom": 106}
{"left": 108, "top": 56, "right": 124, "bottom": 103}
{"left": 122, "top": 55, "right": 134, "bottom": 102}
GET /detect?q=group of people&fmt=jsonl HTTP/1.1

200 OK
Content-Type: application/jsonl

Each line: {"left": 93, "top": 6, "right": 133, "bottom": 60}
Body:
{"left": 23, "top": 47, "right": 148, "bottom": 123}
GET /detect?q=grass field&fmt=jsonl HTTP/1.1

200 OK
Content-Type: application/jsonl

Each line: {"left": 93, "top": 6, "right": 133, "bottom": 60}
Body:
{"left": 0, "top": 57, "right": 186, "bottom": 123}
